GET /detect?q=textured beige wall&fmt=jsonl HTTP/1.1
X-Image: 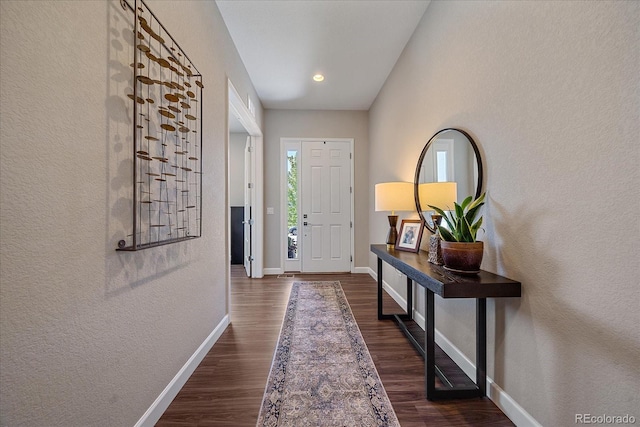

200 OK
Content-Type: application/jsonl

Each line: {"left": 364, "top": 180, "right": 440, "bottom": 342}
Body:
{"left": 369, "top": 1, "right": 639, "bottom": 425}
{"left": 0, "top": 1, "right": 261, "bottom": 425}
{"left": 264, "top": 109, "right": 369, "bottom": 270}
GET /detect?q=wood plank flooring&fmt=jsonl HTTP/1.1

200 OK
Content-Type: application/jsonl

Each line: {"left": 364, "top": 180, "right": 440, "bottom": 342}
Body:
{"left": 157, "top": 267, "right": 514, "bottom": 426}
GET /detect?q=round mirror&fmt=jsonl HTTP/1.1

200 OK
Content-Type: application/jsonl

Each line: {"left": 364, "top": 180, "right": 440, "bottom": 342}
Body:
{"left": 414, "top": 128, "right": 483, "bottom": 233}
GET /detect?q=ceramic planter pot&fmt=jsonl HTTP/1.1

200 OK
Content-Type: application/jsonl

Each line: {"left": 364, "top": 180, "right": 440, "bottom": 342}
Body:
{"left": 440, "top": 241, "right": 484, "bottom": 273}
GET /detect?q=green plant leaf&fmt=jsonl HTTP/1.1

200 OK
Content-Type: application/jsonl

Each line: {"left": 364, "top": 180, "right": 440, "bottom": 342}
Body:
{"left": 454, "top": 202, "right": 464, "bottom": 220}
{"left": 470, "top": 216, "right": 483, "bottom": 240}
{"left": 438, "top": 226, "right": 455, "bottom": 242}
{"left": 428, "top": 204, "right": 447, "bottom": 218}
{"left": 467, "top": 192, "right": 486, "bottom": 211}
{"left": 460, "top": 217, "right": 473, "bottom": 242}
{"left": 453, "top": 214, "right": 464, "bottom": 241}
{"left": 428, "top": 205, "right": 455, "bottom": 231}
{"left": 465, "top": 202, "right": 484, "bottom": 224}
{"left": 460, "top": 195, "right": 473, "bottom": 210}
{"left": 445, "top": 211, "right": 457, "bottom": 232}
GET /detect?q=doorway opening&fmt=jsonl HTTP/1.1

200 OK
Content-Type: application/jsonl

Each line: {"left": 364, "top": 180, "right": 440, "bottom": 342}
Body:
{"left": 227, "top": 80, "right": 263, "bottom": 281}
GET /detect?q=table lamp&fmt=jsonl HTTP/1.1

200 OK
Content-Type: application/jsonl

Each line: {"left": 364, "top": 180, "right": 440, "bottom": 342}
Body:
{"left": 418, "top": 182, "right": 457, "bottom": 264}
{"left": 375, "top": 182, "right": 415, "bottom": 246}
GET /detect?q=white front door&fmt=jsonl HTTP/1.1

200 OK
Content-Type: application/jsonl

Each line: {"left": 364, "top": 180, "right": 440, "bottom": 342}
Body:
{"left": 300, "top": 140, "right": 351, "bottom": 272}
{"left": 243, "top": 136, "right": 252, "bottom": 277}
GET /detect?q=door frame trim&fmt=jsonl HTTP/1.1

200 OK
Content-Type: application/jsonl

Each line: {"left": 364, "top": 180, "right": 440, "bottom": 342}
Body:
{"left": 279, "top": 137, "right": 355, "bottom": 273}
{"left": 227, "top": 80, "right": 264, "bottom": 282}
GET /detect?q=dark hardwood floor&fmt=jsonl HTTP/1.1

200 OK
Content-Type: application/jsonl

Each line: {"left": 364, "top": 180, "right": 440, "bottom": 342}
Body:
{"left": 157, "top": 266, "right": 514, "bottom": 426}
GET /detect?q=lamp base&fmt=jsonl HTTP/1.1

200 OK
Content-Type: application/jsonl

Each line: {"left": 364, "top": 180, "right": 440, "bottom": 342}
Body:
{"left": 386, "top": 215, "right": 398, "bottom": 246}
{"left": 428, "top": 234, "right": 444, "bottom": 265}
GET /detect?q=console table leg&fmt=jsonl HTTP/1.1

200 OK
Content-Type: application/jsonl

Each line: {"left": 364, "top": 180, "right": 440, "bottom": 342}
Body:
{"left": 406, "top": 277, "right": 413, "bottom": 320}
{"left": 477, "top": 298, "right": 487, "bottom": 397}
{"left": 425, "top": 289, "right": 436, "bottom": 399}
{"left": 377, "top": 257, "right": 383, "bottom": 320}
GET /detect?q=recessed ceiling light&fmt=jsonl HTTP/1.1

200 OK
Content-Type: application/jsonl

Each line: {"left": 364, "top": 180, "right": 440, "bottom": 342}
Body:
{"left": 313, "top": 74, "right": 325, "bottom": 82}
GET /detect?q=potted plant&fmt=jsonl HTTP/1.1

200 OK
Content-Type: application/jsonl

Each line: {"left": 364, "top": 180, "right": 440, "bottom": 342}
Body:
{"left": 428, "top": 192, "right": 485, "bottom": 273}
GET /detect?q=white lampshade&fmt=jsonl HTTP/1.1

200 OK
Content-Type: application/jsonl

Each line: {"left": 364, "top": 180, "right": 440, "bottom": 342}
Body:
{"left": 375, "top": 182, "right": 415, "bottom": 213}
{"left": 418, "top": 182, "right": 458, "bottom": 211}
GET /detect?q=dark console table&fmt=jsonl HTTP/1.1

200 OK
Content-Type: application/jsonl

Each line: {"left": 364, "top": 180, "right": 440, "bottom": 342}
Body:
{"left": 371, "top": 244, "right": 521, "bottom": 400}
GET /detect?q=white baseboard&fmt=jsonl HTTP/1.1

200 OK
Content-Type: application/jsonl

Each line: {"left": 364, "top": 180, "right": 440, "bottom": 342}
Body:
{"left": 265, "top": 267, "right": 369, "bottom": 275}
{"left": 135, "top": 315, "right": 230, "bottom": 427}
{"left": 487, "top": 381, "right": 542, "bottom": 427}
{"left": 366, "top": 267, "right": 540, "bottom": 427}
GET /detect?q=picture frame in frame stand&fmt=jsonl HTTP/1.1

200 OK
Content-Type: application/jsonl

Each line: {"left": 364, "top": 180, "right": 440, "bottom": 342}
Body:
{"left": 395, "top": 219, "right": 425, "bottom": 253}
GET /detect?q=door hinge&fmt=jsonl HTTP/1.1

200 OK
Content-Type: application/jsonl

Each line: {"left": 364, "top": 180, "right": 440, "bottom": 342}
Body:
{"left": 350, "top": 153, "right": 352, "bottom": 159}
{"left": 350, "top": 255, "right": 353, "bottom": 263}
{"left": 350, "top": 186, "right": 352, "bottom": 194}
{"left": 248, "top": 183, "right": 253, "bottom": 189}
{"left": 350, "top": 221, "right": 353, "bottom": 228}
{"left": 247, "top": 146, "right": 252, "bottom": 152}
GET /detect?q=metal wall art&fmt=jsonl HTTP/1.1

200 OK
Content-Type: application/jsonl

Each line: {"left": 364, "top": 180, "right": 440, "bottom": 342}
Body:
{"left": 118, "top": 0, "right": 203, "bottom": 251}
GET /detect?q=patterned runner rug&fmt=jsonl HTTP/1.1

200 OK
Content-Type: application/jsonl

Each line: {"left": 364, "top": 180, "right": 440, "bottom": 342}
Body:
{"left": 256, "top": 281, "right": 400, "bottom": 427}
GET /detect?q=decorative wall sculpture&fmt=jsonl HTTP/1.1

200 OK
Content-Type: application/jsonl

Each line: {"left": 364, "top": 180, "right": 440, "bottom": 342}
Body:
{"left": 118, "top": 0, "right": 203, "bottom": 251}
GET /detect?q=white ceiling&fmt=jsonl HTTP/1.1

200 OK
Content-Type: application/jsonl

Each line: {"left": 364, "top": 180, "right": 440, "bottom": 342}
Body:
{"left": 217, "top": 0, "right": 430, "bottom": 111}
